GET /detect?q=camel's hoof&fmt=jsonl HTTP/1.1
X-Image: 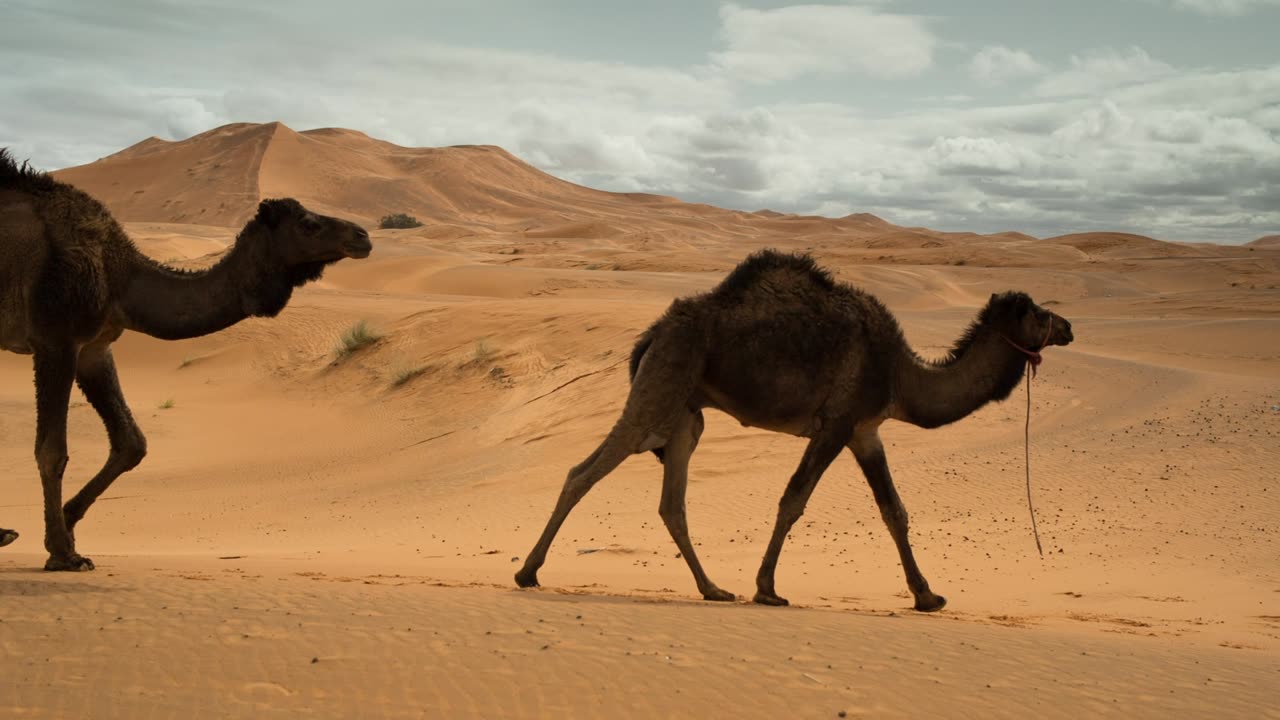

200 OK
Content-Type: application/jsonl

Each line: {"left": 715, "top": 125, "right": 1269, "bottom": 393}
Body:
{"left": 514, "top": 569, "right": 540, "bottom": 589}
{"left": 914, "top": 592, "right": 947, "bottom": 613}
{"left": 44, "top": 554, "right": 95, "bottom": 572}
{"left": 753, "top": 591, "right": 790, "bottom": 607}
{"left": 0, "top": 529, "right": 17, "bottom": 548}
{"left": 702, "top": 586, "right": 737, "bottom": 602}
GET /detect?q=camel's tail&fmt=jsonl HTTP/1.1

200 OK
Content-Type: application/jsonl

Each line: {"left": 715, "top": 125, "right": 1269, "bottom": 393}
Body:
{"left": 628, "top": 332, "right": 654, "bottom": 385}
{"left": 628, "top": 332, "right": 664, "bottom": 463}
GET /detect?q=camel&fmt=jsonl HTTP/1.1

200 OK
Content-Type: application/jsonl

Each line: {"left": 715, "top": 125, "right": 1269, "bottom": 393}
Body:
{"left": 516, "top": 249, "right": 1073, "bottom": 611}
{"left": 0, "top": 148, "right": 372, "bottom": 571}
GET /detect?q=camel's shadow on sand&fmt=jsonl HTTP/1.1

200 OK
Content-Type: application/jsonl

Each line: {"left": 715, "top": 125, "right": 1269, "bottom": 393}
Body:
{"left": 0, "top": 565, "right": 125, "bottom": 596}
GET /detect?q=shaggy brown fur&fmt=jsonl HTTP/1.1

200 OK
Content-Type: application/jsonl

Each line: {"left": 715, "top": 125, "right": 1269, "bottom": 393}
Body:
{"left": 0, "top": 148, "right": 372, "bottom": 570}
{"left": 518, "top": 249, "right": 1074, "bottom": 610}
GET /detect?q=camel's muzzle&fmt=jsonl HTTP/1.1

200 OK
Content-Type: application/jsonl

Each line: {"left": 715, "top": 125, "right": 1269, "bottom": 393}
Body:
{"left": 344, "top": 228, "right": 373, "bottom": 259}
{"left": 1049, "top": 316, "right": 1073, "bottom": 346}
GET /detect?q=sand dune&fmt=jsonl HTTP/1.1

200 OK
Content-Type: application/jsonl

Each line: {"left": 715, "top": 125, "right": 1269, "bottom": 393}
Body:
{"left": 1045, "top": 232, "right": 1220, "bottom": 260}
{"left": 52, "top": 122, "right": 1065, "bottom": 253}
{"left": 52, "top": 123, "right": 275, "bottom": 226}
{"left": 4, "top": 125, "right": 1279, "bottom": 718}
{"left": 52, "top": 122, "right": 718, "bottom": 232}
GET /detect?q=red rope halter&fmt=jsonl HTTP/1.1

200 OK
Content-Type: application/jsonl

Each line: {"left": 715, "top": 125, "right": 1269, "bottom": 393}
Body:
{"left": 1000, "top": 315, "right": 1053, "bottom": 378}
{"left": 1000, "top": 315, "right": 1055, "bottom": 557}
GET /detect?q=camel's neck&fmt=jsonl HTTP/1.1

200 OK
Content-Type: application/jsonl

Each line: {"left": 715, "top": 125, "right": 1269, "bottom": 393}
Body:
{"left": 119, "top": 232, "right": 297, "bottom": 341}
{"left": 893, "top": 327, "right": 1029, "bottom": 429}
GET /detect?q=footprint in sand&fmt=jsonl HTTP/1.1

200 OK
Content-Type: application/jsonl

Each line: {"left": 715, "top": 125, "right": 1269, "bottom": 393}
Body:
{"left": 234, "top": 682, "right": 297, "bottom": 706}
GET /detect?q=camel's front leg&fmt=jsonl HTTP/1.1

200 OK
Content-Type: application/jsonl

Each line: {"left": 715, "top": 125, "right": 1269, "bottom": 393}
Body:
{"left": 754, "top": 428, "right": 848, "bottom": 606}
{"left": 850, "top": 429, "right": 944, "bottom": 612}
{"left": 63, "top": 345, "right": 147, "bottom": 535}
{"left": 33, "top": 344, "right": 93, "bottom": 571}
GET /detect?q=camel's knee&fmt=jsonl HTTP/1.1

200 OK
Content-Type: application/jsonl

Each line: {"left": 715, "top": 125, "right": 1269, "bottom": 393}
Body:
{"left": 779, "top": 507, "right": 804, "bottom": 526}
{"left": 879, "top": 502, "right": 908, "bottom": 530}
{"left": 559, "top": 472, "right": 594, "bottom": 504}
{"left": 660, "top": 512, "right": 688, "bottom": 536}
{"left": 35, "top": 442, "right": 68, "bottom": 480}
{"left": 659, "top": 501, "right": 688, "bottom": 530}
{"left": 117, "top": 430, "right": 147, "bottom": 471}
{"left": 776, "top": 495, "right": 806, "bottom": 526}
{"left": 567, "top": 446, "right": 604, "bottom": 478}
{"left": 560, "top": 458, "right": 612, "bottom": 504}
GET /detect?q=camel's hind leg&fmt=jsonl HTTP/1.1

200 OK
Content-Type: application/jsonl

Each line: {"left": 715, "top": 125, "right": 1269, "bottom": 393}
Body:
{"left": 516, "top": 326, "right": 706, "bottom": 590}
{"left": 514, "top": 430, "right": 637, "bottom": 588}
{"left": 659, "top": 409, "right": 734, "bottom": 601}
{"left": 63, "top": 345, "right": 147, "bottom": 536}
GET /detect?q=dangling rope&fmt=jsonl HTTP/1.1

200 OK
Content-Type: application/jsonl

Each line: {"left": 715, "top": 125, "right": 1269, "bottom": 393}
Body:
{"left": 1001, "top": 317, "right": 1054, "bottom": 558}
{"left": 1022, "top": 364, "right": 1043, "bottom": 557}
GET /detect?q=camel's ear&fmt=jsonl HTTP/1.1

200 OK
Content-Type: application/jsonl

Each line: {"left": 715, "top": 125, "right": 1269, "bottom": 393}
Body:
{"left": 256, "top": 199, "right": 281, "bottom": 228}
{"left": 1009, "top": 294, "right": 1038, "bottom": 322}
{"left": 989, "top": 292, "right": 1030, "bottom": 322}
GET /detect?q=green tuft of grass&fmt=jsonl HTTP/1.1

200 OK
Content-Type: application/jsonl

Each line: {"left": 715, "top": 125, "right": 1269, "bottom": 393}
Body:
{"left": 158, "top": 398, "right": 175, "bottom": 410}
{"left": 335, "top": 320, "right": 382, "bottom": 358}
{"left": 390, "top": 364, "right": 428, "bottom": 388}
{"left": 473, "top": 338, "right": 494, "bottom": 365}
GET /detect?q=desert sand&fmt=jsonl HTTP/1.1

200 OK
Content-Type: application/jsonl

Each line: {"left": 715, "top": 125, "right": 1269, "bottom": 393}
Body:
{"left": 3, "top": 122, "right": 1278, "bottom": 718}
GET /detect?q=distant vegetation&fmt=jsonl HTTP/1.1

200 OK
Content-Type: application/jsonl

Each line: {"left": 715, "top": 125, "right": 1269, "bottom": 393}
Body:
{"left": 378, "top": 213, "right": 423, "bottom": 229}
{"left": 390, "top": 364, "right": 428, "bottom": 388}
{"left": 335, "top": 320, "right": 382, "bottom": 358}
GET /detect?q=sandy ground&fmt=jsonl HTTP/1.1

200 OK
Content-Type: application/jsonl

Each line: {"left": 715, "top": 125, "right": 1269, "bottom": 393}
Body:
{"left": 1, "top": 556, "right": 1275, "bottom": 719}
{"left": 3, "top": 124, "right": 1279, "bottom": 717}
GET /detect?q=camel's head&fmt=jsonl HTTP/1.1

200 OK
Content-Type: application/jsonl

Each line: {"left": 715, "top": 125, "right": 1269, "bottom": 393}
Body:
{"left": 252, "top": 198, "right": 373, "bottom": 267}
{"left": 986, "top": 292, "right": 1074, "bottom": 351}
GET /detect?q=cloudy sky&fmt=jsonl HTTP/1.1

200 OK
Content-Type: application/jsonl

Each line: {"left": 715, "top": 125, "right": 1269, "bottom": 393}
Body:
{"left": 2, "top": 0, "right": 1277, "bottom": 242}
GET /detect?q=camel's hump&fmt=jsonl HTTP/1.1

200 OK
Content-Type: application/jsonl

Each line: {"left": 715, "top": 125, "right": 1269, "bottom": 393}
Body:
{"left": 713, "top": 249, "right": 838, "bottom": 297}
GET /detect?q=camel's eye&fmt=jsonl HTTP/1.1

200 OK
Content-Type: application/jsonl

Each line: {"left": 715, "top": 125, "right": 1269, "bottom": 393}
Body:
{"left": 300, "top": 215, "right": 322, "bottom": 234}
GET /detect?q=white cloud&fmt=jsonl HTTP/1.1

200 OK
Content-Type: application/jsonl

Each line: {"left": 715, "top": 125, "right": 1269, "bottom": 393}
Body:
{"left": 1051, "top": 100, "right": 1138, "bottom": 144}
{"left": 968, "top": 46, "right": 1046, "bottom": 85}
{"left": 711, "top": 3, "right": 936, "bottom": 83}
{"left": 1146, "top": 0, "right": 1280, "bottom": 14}
{"left": 759, "top": 65, "right": 1280, "bottom": 240}
{"left": 156, "top": 97, "right": 222, "bottom": 140}
{"left": 506, "top": 102, "right": 665, "bottom": 179}
{"left": 1035, "top": 47, "right": 1174, "bottom": 97}
{"left": 929, "top": 136, "right": 1042, "bottom": 176}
